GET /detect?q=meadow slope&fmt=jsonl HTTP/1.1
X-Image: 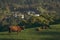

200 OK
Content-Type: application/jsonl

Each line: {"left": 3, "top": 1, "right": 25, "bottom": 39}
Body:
{"left": 0, "top": 24, "right": 60, "bottom": 40}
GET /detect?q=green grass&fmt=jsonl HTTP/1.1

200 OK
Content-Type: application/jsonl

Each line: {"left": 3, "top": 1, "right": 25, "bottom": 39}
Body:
{"left": 0, "top": 24, "right": 60, "bottom": 40}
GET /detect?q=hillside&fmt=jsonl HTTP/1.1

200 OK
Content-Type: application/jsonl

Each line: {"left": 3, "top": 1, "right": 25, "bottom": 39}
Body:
{"left": 0, "top": 0, "right": 60, "bottom": 27}
{"left": 0, "top": 0, "right": 60, "bottom": 12}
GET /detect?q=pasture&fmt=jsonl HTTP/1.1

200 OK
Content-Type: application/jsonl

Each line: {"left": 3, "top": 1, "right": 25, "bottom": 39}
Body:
{"left": 0, "top": 24, "right": 60, "bottom": 40}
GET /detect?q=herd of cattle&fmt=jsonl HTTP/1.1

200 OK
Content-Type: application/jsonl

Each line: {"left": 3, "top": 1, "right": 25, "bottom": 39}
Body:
{"left": 7, "top": 24, "right": 51, "bottom": 34}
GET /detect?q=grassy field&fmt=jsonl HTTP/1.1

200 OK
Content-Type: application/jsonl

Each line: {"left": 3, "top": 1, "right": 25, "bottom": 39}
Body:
{"left": 0, "top": 24, "right": 60, "bottom": 40}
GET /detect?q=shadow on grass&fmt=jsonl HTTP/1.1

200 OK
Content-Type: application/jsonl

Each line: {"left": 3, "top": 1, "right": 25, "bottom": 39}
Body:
{"left": 29, "top": 31, "right": 60, "bottom": 40}
{"left": 36, "top": 31, "right": 60, "bottom": 35}
{"left": 35, "top": 31, "right": 60, "bottom": 40}
{"left": 40, "top": 37, "right": 60, "bottom": 40}
{"left": 0, "top": 38, "right": 24, "bottom": 40}
{"left": 0, "top": 32, "right": 19, "bottom": 35}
